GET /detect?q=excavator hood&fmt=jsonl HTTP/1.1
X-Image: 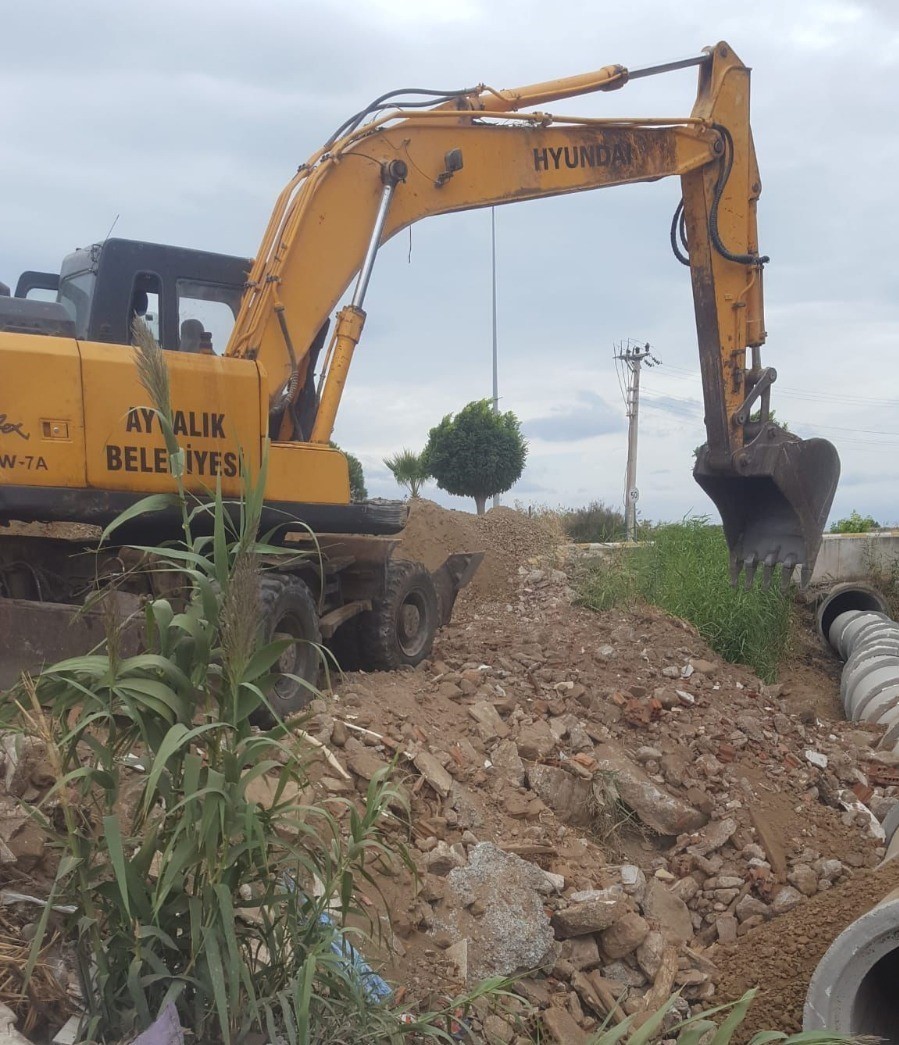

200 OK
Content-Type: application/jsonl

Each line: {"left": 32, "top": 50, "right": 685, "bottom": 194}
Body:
{"left": 694, "top": 424, "right": 840, "bottom": 589}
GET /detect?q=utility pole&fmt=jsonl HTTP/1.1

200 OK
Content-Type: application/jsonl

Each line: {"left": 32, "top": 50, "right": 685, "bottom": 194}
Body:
{"left": 615, "top": 341, "right": 659, "bottom": 541}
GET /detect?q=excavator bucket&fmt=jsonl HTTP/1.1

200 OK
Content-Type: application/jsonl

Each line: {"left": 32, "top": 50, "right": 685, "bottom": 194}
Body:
{"left": 694, "top": 424, "right": 840, "bottom": 590}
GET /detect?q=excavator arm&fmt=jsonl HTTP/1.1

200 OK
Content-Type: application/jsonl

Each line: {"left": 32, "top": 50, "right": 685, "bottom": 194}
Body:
{"left": 226, "top": 41, "right": 839, "bottom": 587}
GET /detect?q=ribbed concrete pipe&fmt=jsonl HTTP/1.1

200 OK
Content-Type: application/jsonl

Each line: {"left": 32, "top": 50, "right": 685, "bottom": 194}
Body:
{"left": 804, "top": 584, "right": 899, "bottom": 1037}
{"left": 816, "top": 583, "right": 890, "bottom": 647}
{"left": 815, "top": 586, "right": 899, "bottom": 748}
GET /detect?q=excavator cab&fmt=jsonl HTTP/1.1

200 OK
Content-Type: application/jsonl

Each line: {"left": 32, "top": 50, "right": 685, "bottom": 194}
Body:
{"left": 0, "top": 239, "right": 250, "bottom": 353}
{"left": 694, "top": 423, "right": 840, "bottom": 589}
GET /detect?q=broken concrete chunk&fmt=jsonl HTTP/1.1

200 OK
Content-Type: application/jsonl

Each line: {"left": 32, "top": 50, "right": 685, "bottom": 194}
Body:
{"left": 685, "top": 816, "right": 738, "bottom": 856}
{"left": 641, "top": 879, "right": 693, "bottom": 944}
{"left": 669, "top": 876, "right": 699, "bottom": 903}
{"left": 715, "top": 914, "right": 738, "bottom": 943}
{"left": 516, "top": 720, "right": 557, "bottom": 761}
{"left": 619, "top": 863, "right": 647, "bottom": 901}
{"left": 443, "top": 843, "right": 556, "bottom": 981}
{"left": 593, "top": 743, "right": 708, "bottom": 835}
{"left": 527, "top": 764, "right": 594, "bottom": 828}
{"left": 427, "top": 841, "right": 466, "bottom": 876}
{"left": 635, "top": 929, "right": 666, "bottom": 979}
{"left": 599, "top": 912, "right": 649, "bottom": 959}
{"left": 551, "top": 889, "right": 627, "bottom": 938}
{"left": 560, "top": 934, "right": 601, "bottom": 971}
{"left": 467, "top": 701, "right": 510, "bottom": 742}
{"left": 412, "top": 750, "right": 454, "bottom": 798}
{"left": 490, "top": 739, "right": 526, "bottom": 786}
{"left": 542, "top": 1006, "right": 590, "bottom": 1045}
{"left": 735, "top": 893, "right": 769, "bottom": 922}
{"left": 788, "top": 863, "right": 818, "bottom": 897}
{"left": 445, "top": 938, "right": 468, "bottom": 983}
{"left": 771, "top": 885, "right": 803, "bottom": 915}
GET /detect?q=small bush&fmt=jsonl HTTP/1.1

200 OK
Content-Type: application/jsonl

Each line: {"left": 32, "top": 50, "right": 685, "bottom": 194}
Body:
{"left": 562, "top": 501, "right": 626, "bottom": 544}
{"left": 576, "top": 519, "right": 792, "bottom": 681}
{"left": 829, "top": 510, "right": 880, "bottom": 534}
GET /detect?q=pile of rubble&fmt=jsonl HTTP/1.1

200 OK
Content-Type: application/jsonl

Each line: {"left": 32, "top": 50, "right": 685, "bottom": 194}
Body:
{"left": 0, "top": 503, "right": 896, "bottom": 1041}
{"left": 300, "top": 552, "right": 897, "bottom": 1040}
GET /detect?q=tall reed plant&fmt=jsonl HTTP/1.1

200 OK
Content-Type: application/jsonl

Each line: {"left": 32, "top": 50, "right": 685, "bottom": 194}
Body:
{"left": 10, "top": 324, "right": 473, "bottom": 1043}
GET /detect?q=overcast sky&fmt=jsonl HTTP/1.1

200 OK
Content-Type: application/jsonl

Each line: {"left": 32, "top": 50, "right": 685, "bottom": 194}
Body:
{"left": 3, "top": 0, "right": 898, "bottom": 525}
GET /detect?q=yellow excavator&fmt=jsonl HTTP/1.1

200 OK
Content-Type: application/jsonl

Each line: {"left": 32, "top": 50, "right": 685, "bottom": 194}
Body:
{"left": 0, "top": 42, "right": 839, "bottom": 713}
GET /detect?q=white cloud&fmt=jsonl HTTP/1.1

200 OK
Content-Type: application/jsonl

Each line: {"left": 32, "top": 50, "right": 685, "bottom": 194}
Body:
{"left": 1, "top": 0, "right": 896, "bottom": 527}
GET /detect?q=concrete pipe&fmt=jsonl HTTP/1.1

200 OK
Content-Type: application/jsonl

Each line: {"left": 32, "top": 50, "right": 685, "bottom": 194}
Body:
{"left": 804, "top": 803, "right": 899, "bottom": 1038}
{"left": 804, "top": 584, "right": 899, "bottom": 1037}
{"left": 816, "top": 593, "right": 899, "bottom": 748}
{"left": 817, "top": 582, "right": 890, "bottom": 648}
{"left": 803, "top": 887, "right": 899, "bottom": 1038}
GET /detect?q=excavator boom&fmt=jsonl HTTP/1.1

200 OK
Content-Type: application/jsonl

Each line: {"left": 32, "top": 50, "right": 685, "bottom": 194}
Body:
{"left": 225, "top": 42, "right": 838, "bottom": 587}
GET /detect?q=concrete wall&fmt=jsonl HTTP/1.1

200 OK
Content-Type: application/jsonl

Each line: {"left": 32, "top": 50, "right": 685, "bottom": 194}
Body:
{"left": 809, "top": 532, "right": 899, "bottom": 585}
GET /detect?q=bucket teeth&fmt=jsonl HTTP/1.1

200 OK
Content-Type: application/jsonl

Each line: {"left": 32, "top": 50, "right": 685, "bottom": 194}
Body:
{"left": 780, "top": 554, "right": 798, "bottom": 595}
{"left": 762, "top": 552, "right": 777, "bottom": 590}
{"left": 731, "top": 551, "right": 802, "bottom": 592}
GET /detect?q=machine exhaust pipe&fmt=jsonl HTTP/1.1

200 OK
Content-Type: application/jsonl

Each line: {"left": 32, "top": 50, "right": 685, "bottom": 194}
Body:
{"left": 804, "top": 585, "right": 899, "bottom": 1037}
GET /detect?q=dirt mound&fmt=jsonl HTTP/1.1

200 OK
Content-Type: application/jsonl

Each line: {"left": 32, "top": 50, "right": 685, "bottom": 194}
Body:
{"left": 296, "top": 556, "right": 897, "bottom": 1037}
{"left": 4, "top": 504, "right": 896, "bottom": 1040}
{"left": 716, "top": 859, "right": 899, "bottom": 1036}
{"left": 396, "top": 499, "right": 563, "bottom": 602}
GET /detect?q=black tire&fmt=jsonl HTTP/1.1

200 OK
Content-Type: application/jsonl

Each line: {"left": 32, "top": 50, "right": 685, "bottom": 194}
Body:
{"left": 255, "top": 574, "right": 322, "bottom": 724}
{"left": 359, "top": 560, "right": 439, "bottom": 671}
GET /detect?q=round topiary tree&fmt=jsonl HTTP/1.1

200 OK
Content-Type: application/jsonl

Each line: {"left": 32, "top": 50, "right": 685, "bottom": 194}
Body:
{"left": 423, "top": 399, "right": 527, "bottom": 515}
{"left": 329, "top": 441, "right": 367, "bottom": 501}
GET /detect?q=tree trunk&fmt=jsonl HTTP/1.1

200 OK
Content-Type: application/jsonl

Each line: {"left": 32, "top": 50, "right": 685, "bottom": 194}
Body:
{"left": 475, "top": 494, "right": 487, "bottom": 516}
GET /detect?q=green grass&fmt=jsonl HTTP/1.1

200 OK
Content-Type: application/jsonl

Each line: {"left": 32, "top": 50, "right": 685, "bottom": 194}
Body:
{"left": 576, "top": 519, "right": 792, "bottom": 682}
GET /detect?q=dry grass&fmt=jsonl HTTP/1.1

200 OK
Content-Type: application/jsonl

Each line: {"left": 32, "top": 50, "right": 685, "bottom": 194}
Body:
{"left": 0, "top": 909, "right": 73, "bottom": 1033}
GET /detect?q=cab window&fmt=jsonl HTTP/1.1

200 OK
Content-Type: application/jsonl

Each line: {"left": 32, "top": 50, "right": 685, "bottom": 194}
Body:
{"left": 130, "top": 274, "right": 162, "bottom": 344}
{"left": 177, "top": 280, "right": 241, "bottom": 355}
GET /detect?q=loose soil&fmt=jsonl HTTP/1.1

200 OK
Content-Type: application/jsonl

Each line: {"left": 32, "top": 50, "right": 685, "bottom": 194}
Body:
{"left": 3, "top": 500, "right": 896, "bottom": 1040}
{"left": 716, "top": 859, "right": 899, "bottom": 1038}
{"left": 305, "top": 503, "right": 896, "bottom": 1034}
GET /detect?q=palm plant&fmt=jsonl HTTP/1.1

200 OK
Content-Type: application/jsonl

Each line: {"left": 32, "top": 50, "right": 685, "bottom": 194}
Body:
{"left": 384, "top": 448, "right": 429, "bottom": 498}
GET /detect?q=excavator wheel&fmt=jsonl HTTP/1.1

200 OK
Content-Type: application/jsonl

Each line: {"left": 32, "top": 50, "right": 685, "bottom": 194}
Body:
{"left": 255, "top": 573, "right": 322, "bottom": 725}
{"left": 359, "top": 560, "right": 439, "bottom": 671}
